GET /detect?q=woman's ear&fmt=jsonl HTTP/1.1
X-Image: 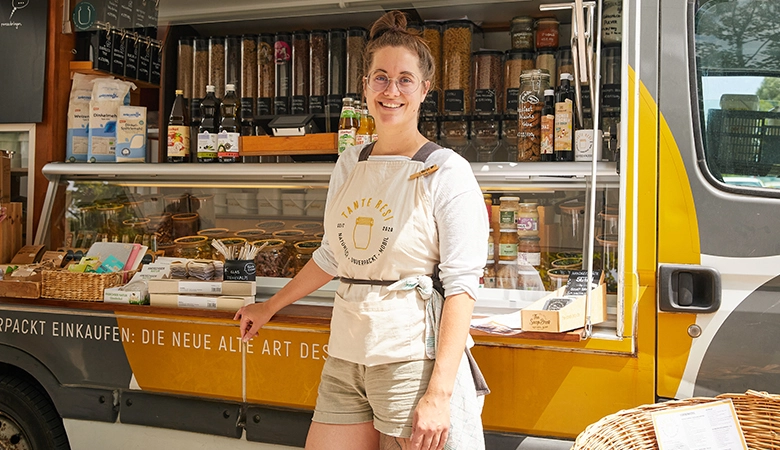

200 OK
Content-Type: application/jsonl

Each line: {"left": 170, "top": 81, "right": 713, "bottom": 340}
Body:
{"left": 422, "top": 80, "right": 431, "bottom": 98}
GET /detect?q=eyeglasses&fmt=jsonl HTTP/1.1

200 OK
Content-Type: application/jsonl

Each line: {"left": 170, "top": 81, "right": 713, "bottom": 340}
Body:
{"left": 364, "top": 71, "right": 422, "bottom": 95}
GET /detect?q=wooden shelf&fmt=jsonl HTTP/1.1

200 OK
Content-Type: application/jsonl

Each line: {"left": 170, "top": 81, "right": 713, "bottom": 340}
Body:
{"left": 240, "top": 134, "right": 337, "bottom": 156}
{"left": 69, "top": 61, "right": 160, "bottom": 90}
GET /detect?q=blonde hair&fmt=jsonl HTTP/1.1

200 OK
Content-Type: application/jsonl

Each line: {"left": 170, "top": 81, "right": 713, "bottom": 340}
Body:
{"left": 363, "top": 11, "right": 435, "bottom": 87}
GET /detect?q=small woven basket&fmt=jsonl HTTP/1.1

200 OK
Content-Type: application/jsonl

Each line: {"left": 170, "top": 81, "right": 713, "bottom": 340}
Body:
{"left": 572, "top": 390, "right": 780, "bottom": 450}
{"left": 42, "top": 270, "right": 134, "bottom": 301}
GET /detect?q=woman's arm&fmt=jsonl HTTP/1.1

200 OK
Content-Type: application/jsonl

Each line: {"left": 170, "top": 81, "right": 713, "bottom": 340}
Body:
{"left": 234, "top": 259, "right": 334, "bottom": 341}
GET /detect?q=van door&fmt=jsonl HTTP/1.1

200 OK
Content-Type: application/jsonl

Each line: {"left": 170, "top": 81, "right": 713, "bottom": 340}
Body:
{"left": 657, "top": 0, "right": 780, "bottom": 399}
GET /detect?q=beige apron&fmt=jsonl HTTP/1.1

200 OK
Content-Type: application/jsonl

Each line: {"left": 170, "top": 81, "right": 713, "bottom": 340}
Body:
{"left": 324, "top": 143, "right": 441, "bottom": 366}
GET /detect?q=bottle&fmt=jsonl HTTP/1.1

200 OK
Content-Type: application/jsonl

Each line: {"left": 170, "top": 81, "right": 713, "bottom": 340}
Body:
{"left": 367, "top": 109, "right": 377, "bottom": 142}
{"left": 554, "top": 73, "right": 575, "bottom": 162}
{"left": 197, "top": 85, "right": 221, "bottom": 163}
{"left": 540, "top": 89, "right": 555, "bottom": 162}
{"left": 353, "top": 99, "right": 362, "bottom": 128}
{"left": 355, "top": 106, "right": 372, "bottom": 146}
{"left": 218, "top": 84, "right": 241, "bottom": 163}
{"left": 167, "top": 89, "right": 190, "bottom": 163}
{"left": 338, "top": 97, "right": 357, "bottom": 154}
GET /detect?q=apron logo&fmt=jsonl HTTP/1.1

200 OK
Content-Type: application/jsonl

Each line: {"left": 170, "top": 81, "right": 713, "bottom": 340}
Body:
{"left": 354, "top": 217, "right": 374, "bottom": 249}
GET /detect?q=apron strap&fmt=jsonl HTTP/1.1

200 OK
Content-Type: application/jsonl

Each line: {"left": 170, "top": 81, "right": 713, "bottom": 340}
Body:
{"left": 357, "top": 141, "right": 443, "bottom": 162}
{"left": 340, "top": 277, "right": 397, "bottom": 286}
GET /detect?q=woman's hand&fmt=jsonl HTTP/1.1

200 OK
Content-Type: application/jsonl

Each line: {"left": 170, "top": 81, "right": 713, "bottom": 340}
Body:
{"left": 234, "top": 302, "right": 274, "bottom": 342}
{"left": 410, "top": 391, "right": 450, "bottom": 450}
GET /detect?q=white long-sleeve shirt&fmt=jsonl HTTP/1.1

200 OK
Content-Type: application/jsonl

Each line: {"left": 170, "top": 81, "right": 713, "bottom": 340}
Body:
{"left": 312, "top": 144, "right": 489, "bottom": 301}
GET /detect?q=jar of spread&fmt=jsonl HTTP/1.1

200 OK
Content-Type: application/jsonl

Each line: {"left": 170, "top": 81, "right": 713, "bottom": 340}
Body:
{"left": 518, "top": 236, "right": 541, "bottom": 268}
{"left": 498, "top": 229, "right": 518, "bottom": 261}
{"left": 509, "top": 16, "right": 534, "bottom": 51}
{"left": 517, "top": 202, "right": 539, "bottom": 236}
{"left": 499, "top": 196, "right": 520, "bottom": 229}
{"left": 483, "top": 193, "right": 493, "bottom": 222}
{"left": 535, "top": 18, "right": 560, "bottom": 50}
{"left": 487, "top": 230, "right": 494, "bottom": 260}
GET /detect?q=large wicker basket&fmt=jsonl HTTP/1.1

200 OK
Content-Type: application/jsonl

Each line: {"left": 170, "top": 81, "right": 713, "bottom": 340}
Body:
{"left": 41, "top": 269, "right": 134, "bottom": 301}
{"left": 572, "top": 390, "right": 780, "bottom": 449}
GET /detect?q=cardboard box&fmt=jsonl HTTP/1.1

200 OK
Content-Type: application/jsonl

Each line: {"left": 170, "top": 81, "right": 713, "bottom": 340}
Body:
{"left": 520, "top": 283, "right": 607, "bottom": 333}
{"left": 10, "top": 244, "right": 45, "bottom": 265}
{"left": 104, "top": 286, "right": 149, "bottom": 304}
{"left": 148, "top": 279, "right": 256, "bottom": 296}
{"left": 150, "top": 294, "right": 251, "bottom": 312}
{"left": 1, "top": 204, "right": 23, "bottom": 264}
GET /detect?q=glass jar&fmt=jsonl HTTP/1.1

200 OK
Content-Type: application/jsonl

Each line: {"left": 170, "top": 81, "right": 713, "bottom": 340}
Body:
{"left": 142, "top": 194, "right": 164, "bottom": 218}
{"left": 123, "top": 218, "right": 151, "bottom": 244}
{"left": 547, "top": 268, "right": 570, "bottom": 291}
{"left": 419, "top": 116, "right": 439, "bottom": 142}
{"left": 487, "top": 230, "right": 494, "bottom": 260}
{"left": 234, "top": 229, "right": 266, "bottom": 242}
{"left": 599, "top": 207, "right": 620, "bottom": 235}
{"left": 472, "top": 118, "right": 500, "bottom": 162}
{"left": 292, "top": 221, "right": 323, "bottom": 235}
{"left": 518, "top": 236, "right": 541, "bottom": 268}
{"left": 257, "top": 33, "right": 275, "bottom": 114}
{"left": 557, "top": 47, "right": 573, "bottom": 84}
{"left": 346, "top": 27, "right": 367, "bottom": 97}
{"left": 596, "top": 234, "right": 619, "bottom": 294}
{"left": 189, "top": 194, "right": 215, "bottom": 230}
{"left": 193, "top": 37, "right": 208, "bottom": 100}
{"left": 225, "top": 36, "right": 241, "bottom": 96}
{"left": 536, "top": 51, "right": 556, "bottom": 81}
{"left": 472, "top": 50, "right": 503, "bottom": 115}
{"left": 292, "top": 31, "right": 309, "bottom": 113}
{"left": 174, "top": 235, "right": 211, "bottom": 259}
{"left": 256, "top": 220, "right": 286, "bottom": 234}
{"left": 551, "top": 257, "right": 583, "bottom": 271}
{"left": 197, "top": 227, "right": 231, "bottom": 241}
{"left": 483, "top": 260, "right": 497, "bottom": 288}
{"left": 504, "top": 49, "right": 535, "bottom": 114}
{"left": 98, "top": 204, "right": 124, "bottom": 238}
{"left": 483, "top": 194, "right": 493, "bottom": 222}
{"left": 440, "top": 116, "right": 472, "bottom": 159}
{"left": 602, "top": 0, "right": 623, "bottom": 45}
{"left": 498, "top": 229, "right": 518, "bottom": 261}
{"left": 535, "top": 18, "right": 559, "bottom": 50}
{"left": 517, "top": 203, "right": 539, "bottom": 236}
{"left": 496, "top": 261, "right": 518, "bottom": 289}
{"left": 423, "top": 22, "right": 443, "bottom": 114}
{"left": 328, "top": 29, "right": 347, "bottom": 100}
{"left": 147, "top": 213, "right": 173, "bottom": 245}
{"left": 518, "top": 69, "right": 550, "bottom": 162}
{"left": 213, "top": 237, "right": 248, "bottom": 261}
{"left": 500, "top": 115, "right": 518, "bottom": 162}
{"left": 309, "top": 30, "right": 328, "bottom": 113}
{"left": 272, "top": 229, "right": 306, "bottom": 256}
{"left": 208, "top": 36, "right": 225, "bottom": 99}
{"left": 292, "top": 240, "right": 322, "bottom": 275}
{"left": 164, "top": 193, "right": 189, "bottom": 214}
{"left": 559, "top": 201, "right": 586, "bottom": 249}
{"left": 499, "top": 196, "right": 520, "bottom": 229}
{"left": 443, "top": 20, "right": 475, "bottom": 114}
{"left": 172, "top": 212, "right": 199, "bottom": 239}
{"left": 274, "top": 32, "right": 292, "bottom": 113}
{"left": 241, "top": 34, "right": 258, "bottom": 103}
{"left": 510, "top": 16, "right": 534, "bottom": 51}
{"left": 177, "top": 37, "right": 194, "bottom": 99}
{"left": 253, "top": 239, "right": 290, "bottom": 277}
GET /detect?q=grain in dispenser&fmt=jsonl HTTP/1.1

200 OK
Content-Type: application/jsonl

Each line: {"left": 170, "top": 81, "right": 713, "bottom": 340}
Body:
{"left": 443, "top": 20, "right": 479, "bottom": 115}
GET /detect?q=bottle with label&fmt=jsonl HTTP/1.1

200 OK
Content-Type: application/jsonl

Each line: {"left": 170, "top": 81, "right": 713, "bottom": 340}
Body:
{"left": 218, "top": 84, "right": 241, "bottom": 163}
{"left": 554, "top": 73, "right": 575, "bottom": 162}
{"left": 197, "top": 85, "right": 221, "bottom": 163}
{"left": 540, "top": 89, "right": 555, "bottom": 162}
{"left": 368, "top": 110, "right": 377, "bottom": 142}
{"left": 355, "top": 106, "right": 372, "bottom": 146}
{"left": 338, "top": 97, "right": 357, "bottom": 154}
{"left": 167, "top": 89, "right": 190, "bottom": 163}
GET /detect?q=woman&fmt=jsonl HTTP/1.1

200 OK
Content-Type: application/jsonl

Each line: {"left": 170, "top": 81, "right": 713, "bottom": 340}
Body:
{"left": 235, "top": 11, "right": 488, "bottom": 450}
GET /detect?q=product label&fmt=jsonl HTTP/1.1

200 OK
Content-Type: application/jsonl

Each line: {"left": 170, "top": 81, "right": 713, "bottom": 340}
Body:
{"left": 603, "top": 84, "right": 621, "bottom": 109}
{"left": 602, "top": 1, "right": 623, "bottom": 43}
{"left": 506, "top": 88, "right": 520, "bottom": 114}
{"left": 517, "top": 217, "right": 538, "bottom": 232}
{"left": 355, "top": 134, "right": 371, "bottom": 146}
{"left": 240, "top": 98, "right": 254, "bottom": 118}
{"left": 137, "top": 43, "right": 150, "bottom": 82}
{"left": 150, "top": 44, "right": 161, "bottom": 85}
{"left": 274, "top": 97, "right": 289, "bottom": 115}
{"left": 308, "top": 96, "right": 325, "bottom": 114}
{"left": 575, "top": 130, "right": 594, "bottom": 161}
{"left": 167, "top": 125, "right": 190, "bottom": 157}
{"left": 110, "top": 31, "right": 126, "bottom": 75}
{"left": 444, "top": 90, "right": 465, "bottom": 113}
{"left": 499, "top": 210, "right": 516, "bottom": 227}
{"left": 518, "top": 252, "right": 541, "bottom": 266}
{"left": 105, "top": 0, "right": 120, "bottom": 26}
{"left": 541, "top": 114, "right": 555, "bottom": 156}
{"left": 291, "top": 96, "right": 307, "bottom": 114}
{"left": 274, "top": 41, "right": 291, "bottom": 62}
{"left": 257, "top": 97, "right": 272, "bottom": 115}
{"left": 124, "top": 38, "right": 138, "bottom": 79}
{"left": 422, "top": 90, "right": 439, "bottom": 114}
{"left": 338, "top": 129, "right": 356, "bottom": 154}
{"left": 197, "top": 131, "right": 218, "bottom": 159}
{"left": 217, "top": 131, "right": 240, "bottom": 158}
{"left": 177, "top": 295, "right": 218, "bottom": 310}
{"left": 474, "top": 89, "right": 497, "bottom": 114}
{"left": 119, "top": 0, "right": 133, "bottom": 29}
{"left": 554, "top": 100, "right": 573, "bottom": 152}
{"left": 488, "top": 242, "right": 494, "bottom": 259}
{"left": 498, "top": 243, "right": 518, "bottom": 258}
{"left": 94, "top": 31, "right": 112, "bottom": 72}
{"left": 133, "top": 0, "right": 147, "bottom": 30}
{"left": 178, "top": 282, "right": 222, "bottom": 294}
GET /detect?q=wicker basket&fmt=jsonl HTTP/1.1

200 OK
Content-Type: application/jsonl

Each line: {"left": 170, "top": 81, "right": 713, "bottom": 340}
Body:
{"left": 572, "top": 390, "right": 780, "bottom": 449}
{"left": 41, "top": 269, "right": 134, "bottom": 301}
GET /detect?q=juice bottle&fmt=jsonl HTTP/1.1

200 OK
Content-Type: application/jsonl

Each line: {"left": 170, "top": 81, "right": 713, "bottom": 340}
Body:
{"left": 197, "top": 85, "right": 220, "bottom": 163}
{"left": 355, "top": 106, "right": 372, "bottom": 146}
{"left": 218, "top": 84, "right": 241, "bottom": 163}
{"left": 167, "top": 89, "right": 190, "bottom": 163}
{"left": 337, "top": 97, "right": 357, "bottom": 154}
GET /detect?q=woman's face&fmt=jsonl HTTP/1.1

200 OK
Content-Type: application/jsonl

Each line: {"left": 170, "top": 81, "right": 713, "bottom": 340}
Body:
{"left": 364, "top": 46, "right": 430, "bottom": 131}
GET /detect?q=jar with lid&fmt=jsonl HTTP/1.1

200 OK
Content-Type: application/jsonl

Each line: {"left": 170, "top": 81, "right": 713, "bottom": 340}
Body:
{"left": 536, "top": 51, "right": 556, "bottom": 81}
{"left": 602, "top": 0, "right": 623, "bottom": 45}
{"left": 309, "top": 30, "right": 328, "bottom": 113}
{"left": 147, "top": 213, "right": 173, "bottom": 244}
{"left": 596, "top": 234, "right": 618, "bottom": 293}
{"left": 193, "top": 38, "right": 208, "bottom": 101}
{"left": 483, "top": 261, "right": 497, "bottom": 288}
{"left": 547, "top": 268, "right": 570, "bottom": 290}
{"left": 517, "top": 203, "right": 539, "bottom": 236}
{"left": 504, "top": 50, "right": 535, "bottom": 114}
{"left": 557, "top": 47, "right": 573, "bottom": 84}
{"left": 518, "top": 69, "right": 550, "bottom": 162}
{"left": 518, "top": 236, "right": 541, "bottom": 268}
{"left": 346, "top": 28, "right": 367, "bottom": 98}
{"left": 272, "top": 229, "right": 306, "bottom": 256}
{"left": 472, "top": 117, "right": 500, "bottom": 162}
{"left": 327, "top": 29, "right": 347, "bottom": 114}
{"left": 510, "top": 16, "right": 534, "bottom": 51}
{"left": 123, "top": 218, "right": 150, "bottom": 244}
{"left": 197, "top": 227, "right": 231, "bottom": 242}
{"left": 257, "top": 34, "right": 274, "bottom": 114}
{"left": 499, "top": 115, "right": 518, "bottom": 162}
{"left": 499, "top": 196, "right": 520, "bottom": 229}
{"left": 535, "top": 18, "right": 559, "bottom": 50}
{"left": 440, "top": 116, "right": 474, "bottom": 160}
{"left": 256, "top": 220, "right": 286, "bottom": 234}
{"left": 559, "top": 201, "right": 586, "bottom": 249}
{"left": 292, "top": 240, "right": 322, "bottom": 275}
{"left": 496, "top": 261, "right": 518, "bottom": 289}
{"left": 225, "top": 36, "right": 241, "bottom": 96}
{"left": 274, "top": 32, "right": 292, "bottom": 115}
{"left": 234, "top": 229, "right": 266, "bottom": 242}
{"left": 423, "top": 22, "right": 443, "bottom": 114}
{"left": 172, "top": 212, "right": 199, "bottom": 239}
{"left": 599, "top": 207, "right": 619, "bottom": 235}
{"left": 472, "top": 50, "right": 503, "bottom": 115}
{"left": 498, "top": 229, "right": 518, "bottom": 261}
{"left": 292, "top": 221, "right": 323, "bottom": 235}
{"left": 177, "top": 37, "right": 193, "bottom": 100}
{"left": 291, "top": 31, "right": 309, "bottom": 114}
{"left": 487, "top": 229, "right": 494, "bottom": 260}
{"left": 209, "top": 36, "right": 226, "bottom": 99}
{"left": 98, "top": 204, "right": 124, "bottom": 239}
{"left": 241, "top": 35, "right": 258, "bottom": 119}
{"left": 442, "top": 20, "right": 476, "bottom": 114}
{"left": 252, "top": 239, "right": 290, "bottom": 277}
{"left": 174, "top": 235, "right": 211, "bottom": 259}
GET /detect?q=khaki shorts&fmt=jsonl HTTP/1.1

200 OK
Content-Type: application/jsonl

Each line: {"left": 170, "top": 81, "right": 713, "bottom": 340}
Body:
{"left": 312, "top": 356, "right": 435, "bottom": 438}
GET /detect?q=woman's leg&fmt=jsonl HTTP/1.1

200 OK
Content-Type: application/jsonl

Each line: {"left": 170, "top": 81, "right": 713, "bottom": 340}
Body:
{"left": 305, "top": 421, "right": 380, "bottom": 450}
{"left": 379, "top": 434, "right": 410, "bottom": 450}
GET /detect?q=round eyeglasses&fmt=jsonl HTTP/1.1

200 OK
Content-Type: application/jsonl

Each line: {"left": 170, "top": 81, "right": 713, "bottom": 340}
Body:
{"left": 364, "top": 71, "right": 422, "bottom": 95}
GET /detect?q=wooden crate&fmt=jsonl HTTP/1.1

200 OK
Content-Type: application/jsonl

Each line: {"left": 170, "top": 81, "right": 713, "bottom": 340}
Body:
{"left": 240, "top": 134, "right": 337, "bottom": 156}
{"left": 0, "top": 203, "right": 23, "bottom": 264}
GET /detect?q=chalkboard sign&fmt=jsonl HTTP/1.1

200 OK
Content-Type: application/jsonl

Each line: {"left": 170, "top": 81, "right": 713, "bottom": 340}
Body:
{"left": 224, "top": 259, "right": 256, "bottom": 282}
{"left": 0, "top": 0, "right": 48, "bottom": 123}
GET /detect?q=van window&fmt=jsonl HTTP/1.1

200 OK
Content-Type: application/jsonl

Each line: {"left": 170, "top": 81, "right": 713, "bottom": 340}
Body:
{"left": 694, "top": 0, "right": 780, "bottom": 190}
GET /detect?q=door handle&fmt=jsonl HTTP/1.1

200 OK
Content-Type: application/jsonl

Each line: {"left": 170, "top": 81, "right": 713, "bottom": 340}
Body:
{"left": 658, "top": 264, "right": 721, "bottom": 313}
